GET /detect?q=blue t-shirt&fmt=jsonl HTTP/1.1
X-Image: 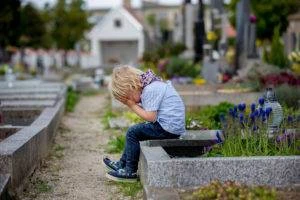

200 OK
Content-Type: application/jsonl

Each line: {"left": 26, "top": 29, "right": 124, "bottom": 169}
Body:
{"left": 141, "top": 81, "right": 186, "bottom": 135}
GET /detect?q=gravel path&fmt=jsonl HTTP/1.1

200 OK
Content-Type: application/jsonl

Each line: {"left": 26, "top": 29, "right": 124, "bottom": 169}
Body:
{"left": 21, "top": 93, "right": 133, "bottom": 200}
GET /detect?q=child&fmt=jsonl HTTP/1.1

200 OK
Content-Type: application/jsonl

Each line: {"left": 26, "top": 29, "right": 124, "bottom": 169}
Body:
{"left": 103, "top": 66, "right": 185, "bottom": 182}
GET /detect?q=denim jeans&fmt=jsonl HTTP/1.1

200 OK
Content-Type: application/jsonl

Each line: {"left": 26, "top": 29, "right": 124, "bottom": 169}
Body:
{"left": 120, "top": 122, "right": 179, "bottom": 173}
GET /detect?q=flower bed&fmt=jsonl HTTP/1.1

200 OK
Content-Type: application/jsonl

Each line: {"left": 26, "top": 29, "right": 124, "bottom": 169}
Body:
{"left": 207, "top": 98, "right": 300, "bottom": 157}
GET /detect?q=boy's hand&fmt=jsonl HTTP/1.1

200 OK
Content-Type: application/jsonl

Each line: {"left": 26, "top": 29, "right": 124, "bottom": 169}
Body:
{"left": 119, "top": 97, "right": 135, "bottom": 107}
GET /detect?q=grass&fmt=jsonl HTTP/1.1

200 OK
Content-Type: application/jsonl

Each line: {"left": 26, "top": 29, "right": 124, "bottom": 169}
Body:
{"left": 117, "top": 182, "right": 143, "bottom": 198}
{"left": 181, "top": 180, "right": 277, "bottom": 200}
{"left": 50, "top": 144, "right": 65, "bottom": 159}
{"left": 106, "top": 135, "right": 125, "bottom": 153}
{"left": 207, "top": 106, "right": 300, "bottom": 157}
{"left": 107, "top": 181, "right": 143, "bottom": 199}
{"left": 101, "top": 106, "right": 119, "bottom": 129}
{"left": 34, "top": 178, "right": 52, "bottom": 193}
{"left": 186, "top": 102, "right": 234, "bottom": 129}
{"left": 81, "top": 89, "right": 105, "bottom": 96}
{"left": 66, "top": 87, "right": 80, "bottom": 112}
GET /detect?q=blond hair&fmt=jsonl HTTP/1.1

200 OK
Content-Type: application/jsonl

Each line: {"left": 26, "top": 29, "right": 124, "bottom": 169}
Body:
{"left": 110, "top": 65, "right": 143, "bottom": 101}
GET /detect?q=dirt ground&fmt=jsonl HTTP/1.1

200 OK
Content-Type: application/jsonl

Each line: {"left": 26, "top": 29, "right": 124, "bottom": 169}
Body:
{"left": 20, "top": 93, "right": 139, "bottom": 200}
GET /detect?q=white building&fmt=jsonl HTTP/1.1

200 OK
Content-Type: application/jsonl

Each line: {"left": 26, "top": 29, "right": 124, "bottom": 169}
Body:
{"left": 86, "top": 7, "right": 145, "bottom": 68}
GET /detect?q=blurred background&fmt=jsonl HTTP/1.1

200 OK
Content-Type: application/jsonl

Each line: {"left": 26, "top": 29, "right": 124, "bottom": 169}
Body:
{"left": 0, "top": 0, "right": 299, "bottom": 90}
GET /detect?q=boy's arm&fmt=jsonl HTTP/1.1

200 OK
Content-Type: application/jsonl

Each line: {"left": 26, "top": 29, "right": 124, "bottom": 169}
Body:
{"left": 129, "top": 104, "right": 157, "bottom": 122}
{"left": 120, "top": 98, "right": 156, "bottom": 122}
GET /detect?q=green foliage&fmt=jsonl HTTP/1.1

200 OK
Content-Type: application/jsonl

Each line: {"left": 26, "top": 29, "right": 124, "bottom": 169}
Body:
{"left": 66, "top": 87, "right": 80, "bottom": 112}
{"left": 186, "top": 102, "right": 234, "bottom": 130}
{"left": 52, "top": 0, "right": 91, "bottom": 50}
{"left": 123, "top": 111, "right": 143, "bottom": 124}
{"left": 0, "top": 64, "right": 9, "bottom": 75}
{"left": 146, "top": 13, "right": 156, "bottom": 27}
{"left": 106, "top": 135, "right": 125, "bottom": 154}
{"left": 192, "top": 180, "right": 276, "bottom": 200}
{"left": 268, "top": 26, "right": 288, "bottom": 68}
{"left": 208, "top": 108, "right": 300, "bottom": 157}
{"left": 0, "top": 0, "right": 21, "bottom": 47}
{"left": 19, "top": 3, "right": 46, "bottom": 48}
{"left": 142, "top": 43, "right": 186, "bottom": 64}
{"left": 165, "top": 57, "right": 201, "bottom": 78}
{"left": 33, "top": 178, "right": 52, "bottom": 193}
{"left": 227, "top": 0, "right": 300, "bottom": 39}
{"left": 115, "top": 182, "right": 143, "bottom": 198}
{"left": 101, "top": 107, "right": 118, "bottom": 129}
{"left": 276, "top": 84, "right": 300, "bottom": 109}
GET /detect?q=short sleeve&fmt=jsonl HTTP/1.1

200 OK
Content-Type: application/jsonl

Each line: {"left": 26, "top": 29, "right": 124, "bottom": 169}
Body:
{"left": 141, "top": 82, "right": 166, "bottom": 111}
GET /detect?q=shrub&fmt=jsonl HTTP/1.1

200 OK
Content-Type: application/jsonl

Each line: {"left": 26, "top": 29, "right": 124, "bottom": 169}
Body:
{"left": 275, "top": 84, "right": 300, "bottom": 109}
{"left": 260, "top": 72, "right": 300, "bottom": 87}
{"left": 165, "top": 57, "right": 201, "bottom": 78}
{"left": 66, "top": 87, "right": 80, "bottom": 112}
{"left": 142, "top": 42, "right": 186, "bottom": 63}
{"left": 268, "top": 26, "right": 288, "bottom": 68}
{"left": 186, "top": 102, "right": 234, "bottom": 129}
{"left": 106, "top": 135, "right": 125, "bottom": 153}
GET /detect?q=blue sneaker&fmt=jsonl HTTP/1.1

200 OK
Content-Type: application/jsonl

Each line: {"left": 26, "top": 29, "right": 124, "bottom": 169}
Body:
{"left": 106, "top": 169, "right": 138, "bottom": 182}
{"left": 102, "top": 157, "right": 123, "bottom": 171}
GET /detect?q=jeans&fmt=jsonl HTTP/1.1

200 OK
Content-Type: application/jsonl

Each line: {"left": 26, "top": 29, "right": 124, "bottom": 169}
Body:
{"left": 120, "top": 122, "right": 179, "bottom": 173}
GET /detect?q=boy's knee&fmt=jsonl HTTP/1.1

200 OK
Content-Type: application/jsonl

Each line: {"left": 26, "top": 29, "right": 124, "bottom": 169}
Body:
{"left": 126, "top": 125, "right": 139, "bottom": 139}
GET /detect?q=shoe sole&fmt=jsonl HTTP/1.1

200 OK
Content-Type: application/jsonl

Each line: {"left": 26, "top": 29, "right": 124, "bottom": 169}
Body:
{"left": 102, "top": 159, "right": 117, "bottom": 171}
{"left": 105, "top": 173, "right": 138, "bottom": 183}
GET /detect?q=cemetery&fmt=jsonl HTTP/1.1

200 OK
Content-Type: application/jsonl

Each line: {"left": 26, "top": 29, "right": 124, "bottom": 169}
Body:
{"left": 0, "top": 0, "right": 299, "bottom": 199}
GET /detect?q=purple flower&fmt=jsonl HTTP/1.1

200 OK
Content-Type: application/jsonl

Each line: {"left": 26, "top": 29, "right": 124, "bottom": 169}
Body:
{"left": 249, "top": 15, "right": 257, "bottom": 23}
{"left": 238, "top": 103, "right": 246, "bottom": 112}
{"left": 259, "top": 107, "right": 264, "bottom": 117}
{"left": 229, "top": 108, "right": 235, "bottom": 118}
{"left": 258, "top": 97, "right": 265, "bottom": 106}
{"left": 239, "top": 113, "right": 244, "bottom": 123}
{"left": 216, "top": 131, "right": 222, "bottom": 143}
{"left": 276, "top": 135, "right": 283, "bottom": 143}
{"left": 254, "top": 109, "right": 259, "bottom": 117}
{"left": 204, "top": 146, "right": 212, "bottom": 152}
{"left": 234, "top": 106, "right": 238, "bottom": 113}
{"left": 252, "top": 125, "right": 258, "bottom": 131}
{"left": 250, "top": 112, "right": 255, "bottom": 121}
{"left": 265, "top": 107, "right": 272, "bottom": 118}
{"left": 287, "top": 116, "right": 293, "bottom": 123}
{"left": 250, "top": 103, "right": 256, "bottom": 112}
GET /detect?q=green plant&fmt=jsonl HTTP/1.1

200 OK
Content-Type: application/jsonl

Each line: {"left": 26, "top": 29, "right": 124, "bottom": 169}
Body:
{"left": 276, "top": 84, "right": 300, "bottom": 109}
{"left": 165, "top": 57, "right": 201, "bottom": 78}
{"left": 186, "top": 102, "right": 234, "bottom": 129}
{"left": 0, "top": 64, "right": 9, "bottom": 75}
{"left": 123, "top": 111, "right": 143, "bottom": 124}
{"left": 116, "top": 182, "right": 143, "bottom": 198}
{"left": 208, "top": 101, "right": 300, "bottom": 157}
{"left": 34, "top": 178, "right": 52, "bottom": 193}
{"left": 101, "top": 107, "right": 118, "bottom": 129}
{"left": 268, "top": 26, "right": 289, "bottom": 68}
{"left": 66, "top": 86, "right": 80, "bottom": 112}
{"left": 106, "top": 135, "right": 125, "bottom": 153}
{"left": 192, "top": 180, "right": 276, "bottom": 200}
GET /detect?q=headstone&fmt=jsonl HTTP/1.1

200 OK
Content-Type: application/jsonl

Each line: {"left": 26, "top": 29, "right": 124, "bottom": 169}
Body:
{"left": 182, "top": 0, "right": 195, "bottom": 58}
{"left": 235, "top": 0, "right": 250, "bottom": 69}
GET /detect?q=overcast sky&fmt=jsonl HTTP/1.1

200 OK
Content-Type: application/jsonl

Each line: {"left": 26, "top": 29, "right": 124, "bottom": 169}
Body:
{"left": 24, "top": 0, "right": 204, "bottom": 9}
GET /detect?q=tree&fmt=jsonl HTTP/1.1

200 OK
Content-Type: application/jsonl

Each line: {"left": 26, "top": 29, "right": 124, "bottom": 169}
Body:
{"left": 19, "top": 3, "right": 47, "bottom": 48}
{"left": 227, "top": 0, "right": 300, "bottom": 39}
{"left": 0, "top": 0, "right": 21, "bottom": 62}
{"left": 268, "top": 26, "right": 288, "bottom": 68}
{"left": 52, "top": 0, "right": 90, "bottom": 50}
